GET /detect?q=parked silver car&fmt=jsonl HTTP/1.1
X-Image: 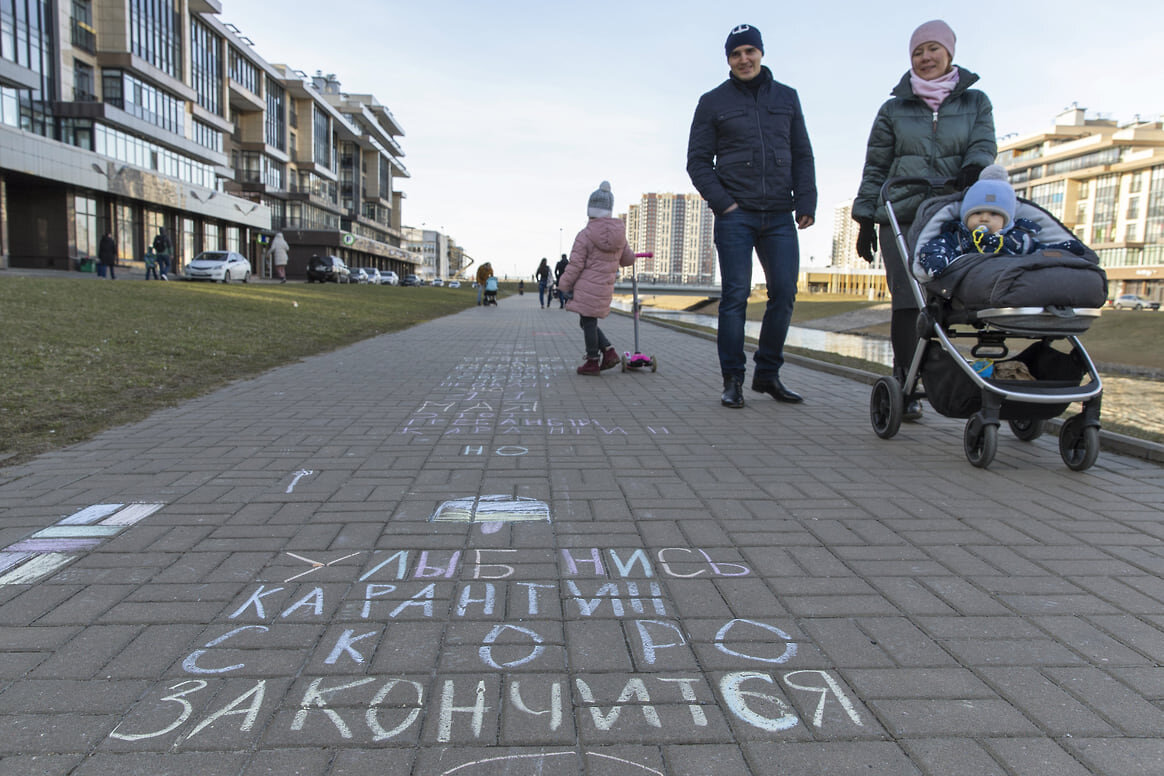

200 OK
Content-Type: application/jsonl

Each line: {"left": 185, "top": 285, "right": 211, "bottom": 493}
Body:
{"left": 1112, "top": 294, "right": 1160, "bottom": 311}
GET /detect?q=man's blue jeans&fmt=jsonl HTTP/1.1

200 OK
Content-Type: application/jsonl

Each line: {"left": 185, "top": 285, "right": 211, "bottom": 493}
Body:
{"left": 714, "top": 208, "right": 799, "bottom": 379}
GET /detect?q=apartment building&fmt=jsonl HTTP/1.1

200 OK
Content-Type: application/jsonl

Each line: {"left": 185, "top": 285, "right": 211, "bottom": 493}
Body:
{"left": 0, "top": 0, "right": 414, "bottom": 279}
{"left": 401, "top": 226, "right": 450, "bottom": 281}
{"left": 1000, "top": 107, "right": 1164, "bottom": 300}
{"left": 623, "top": 192, "right": 715, "bottom": 285}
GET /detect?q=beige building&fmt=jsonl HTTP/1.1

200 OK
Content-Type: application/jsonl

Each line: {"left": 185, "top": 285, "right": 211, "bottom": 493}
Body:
{"left": 0, "top": 0, "right": 415, "bottom": 279}
{"left": 623, "top": 192, "right": 715, "bottom": 285}
{"left": 999, "top": 107, "right": 1164, "bottom": 300}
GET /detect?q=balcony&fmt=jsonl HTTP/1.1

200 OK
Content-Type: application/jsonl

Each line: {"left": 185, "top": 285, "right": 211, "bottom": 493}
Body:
{"left": 71, "top": 19, "right": 96, "bottom": 54}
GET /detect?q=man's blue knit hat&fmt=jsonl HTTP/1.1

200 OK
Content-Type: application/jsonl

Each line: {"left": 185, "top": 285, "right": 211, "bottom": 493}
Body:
{"left": 960, "top": 165, "right": 1016, "bottom": 229}
{"left": 725, "top": 24, "right": 763, "bottom": 57}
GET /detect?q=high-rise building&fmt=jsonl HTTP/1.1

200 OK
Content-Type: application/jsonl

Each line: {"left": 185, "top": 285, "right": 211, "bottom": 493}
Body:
{"left": 830, "top": 202, "right": 867, "bottom": 270}
{"left": 0, "top": 0, "right": 415, "bottom": 279}
{"left": 623, "top": 192, "right": 714, "bottom": 284}
{"left": 999, "top": 107, "right": 1164, "bottom": 299}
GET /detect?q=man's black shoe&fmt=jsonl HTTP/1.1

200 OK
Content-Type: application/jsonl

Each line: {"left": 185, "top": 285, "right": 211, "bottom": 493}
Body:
{"left": 903, "top": 400, "right": 924, "bottom": 422}
{"left": 751, "top": 377, "right": 803, "bottom": 403}
{"left": 721, "top": 376, "right": 745, "bottom": 408}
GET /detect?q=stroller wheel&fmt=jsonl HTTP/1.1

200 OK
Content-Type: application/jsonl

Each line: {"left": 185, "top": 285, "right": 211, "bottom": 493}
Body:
{"left": 1059, "top": 414, "right": 1100, "bottom": 471}
{"left": 1008, "top": 417, "right": 1044, "bottom": 442}
{"left": 870, "top": 376, "right": 903, "bottom": 439}
{"left": 963, "top": 415, "right": 998, "bottom": 469}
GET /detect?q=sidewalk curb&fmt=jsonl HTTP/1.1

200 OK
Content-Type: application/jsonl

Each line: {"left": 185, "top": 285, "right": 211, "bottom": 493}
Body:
{"left": 628, "top": 310, "right": 1164, "bottom": 464}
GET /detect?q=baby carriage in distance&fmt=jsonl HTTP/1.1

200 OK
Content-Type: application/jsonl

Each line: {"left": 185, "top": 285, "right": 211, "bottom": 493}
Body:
{"left": 483, "top": 276, "right": 499, "bottom": 306}
{"left": 869, "top": 177, "right": 1106, "bottom": 470}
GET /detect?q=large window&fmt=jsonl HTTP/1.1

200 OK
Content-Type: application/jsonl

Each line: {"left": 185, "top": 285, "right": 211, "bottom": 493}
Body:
{"left": 1029, "top": 180, "right": 1065, "bottom": 220}
{"left": 191, "top": 119, "right": 222, "bottom": 152}
{"left": 71, "top": 0, "right": 95, "bottom": 53}
{"left": 94, "top": 123, "right": 217, "bottom": 189}
{"left": 265, "top": 78, "right": 284, "bottom": 150}
{"left": 1091, "top": 174, "right": 1118, "bottom": 244}
{"left": 190, "top": 18, "right": 221, "bottom": 115}
{"left": 73, "top": 60, "right": 95, "bottom": 101}
{"left": 129, "top": 0, "right": 180, "bottom": 79}
{"left": 115, "top": 203, "right": 137, "bottom": 259}
{"left": 0, "top": 0, "right": 56, "bottom": 135}
{"left": 229, "top": 48, "right": 260, "bottom": 94}
{"left": 102, "top": 69, "right": 184, "bottom": 135}
{"left": 313, "top": 104, "right": 330, "bottom": 168}
{"left": 75, "top": 194, "right": 98, "bottom": 258}
{"left": 1146, "top": 166, "right": 1164, "bottom": 242}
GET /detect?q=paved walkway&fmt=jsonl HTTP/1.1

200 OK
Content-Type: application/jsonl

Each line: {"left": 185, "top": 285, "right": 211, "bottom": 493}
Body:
{"left": 1, "top": 292, "right": 1163, "bottom": 776}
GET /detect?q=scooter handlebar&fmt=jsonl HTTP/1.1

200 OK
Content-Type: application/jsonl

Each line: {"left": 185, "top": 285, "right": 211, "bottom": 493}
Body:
{"left": 634, "top": 252, "right": 653, "bottom": 258}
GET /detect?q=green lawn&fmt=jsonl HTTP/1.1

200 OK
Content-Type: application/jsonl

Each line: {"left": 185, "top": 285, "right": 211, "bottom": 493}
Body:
{"left": 0, "top": 276, "right": 476, "bottom": 464}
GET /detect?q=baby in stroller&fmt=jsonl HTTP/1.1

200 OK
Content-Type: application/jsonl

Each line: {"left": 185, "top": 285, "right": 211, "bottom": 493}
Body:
{"left": 916, "top": 165, "right": 1086, "bottom": 278}
{"left": 869, "top": 169, "right": 1108, "bottom": 470}
{"left": 483, "top": 275, "right": 499, "bottom": 306}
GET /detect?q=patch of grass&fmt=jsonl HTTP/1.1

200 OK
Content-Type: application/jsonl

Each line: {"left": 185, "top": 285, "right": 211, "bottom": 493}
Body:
{"left": 0, "top": 277, "right": 476, "bottom": 464}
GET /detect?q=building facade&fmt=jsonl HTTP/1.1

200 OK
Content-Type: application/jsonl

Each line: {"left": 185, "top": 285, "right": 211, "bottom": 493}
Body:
{"left": 0, "top": 0, "right": 415, "bottom": 279}
{"left": 623, "top": 192, "right": 715, "bottom": 285}
{"left": 401, "top": 226, "right": 450, "bottom": 281}
{"left": 1000, "top": 107, "right": 1164, "bottom": 301}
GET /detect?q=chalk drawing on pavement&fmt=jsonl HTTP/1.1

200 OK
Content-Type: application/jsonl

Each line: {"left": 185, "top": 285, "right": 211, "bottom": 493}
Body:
{"left": 282, "top": 551, "right": 363, "bottom": 583}
{"left": 285, "top": 469, "right": 314, "bottom": 493}
{"left": 440, "top": 751, "right": 663, "bottom": 775}
{"left": 430, "top": 495, "right": 550, "bottom": 534}
{"left": 0, "top": 502, "right": 164, "bottom": 585}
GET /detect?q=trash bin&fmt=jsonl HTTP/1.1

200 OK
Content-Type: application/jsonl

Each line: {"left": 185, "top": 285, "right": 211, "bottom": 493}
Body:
{"left": 78, "top": 258, "right": 96, "bottom": 273}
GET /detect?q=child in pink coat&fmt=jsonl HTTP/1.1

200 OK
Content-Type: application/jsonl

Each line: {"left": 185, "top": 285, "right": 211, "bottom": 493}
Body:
{"left": 557, "top": 181, "right": 636, "bottom": 375}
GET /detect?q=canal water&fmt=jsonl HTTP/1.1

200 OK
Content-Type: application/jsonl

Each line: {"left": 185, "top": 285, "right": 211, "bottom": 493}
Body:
{"left": 615, "top": 304, "right": 893, "bottom": 366}
{"left": 614, "top": 302, "right": 1163, "bottom": 438}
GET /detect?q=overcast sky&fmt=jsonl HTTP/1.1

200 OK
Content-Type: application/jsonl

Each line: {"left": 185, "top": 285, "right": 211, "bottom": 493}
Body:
{"left": 220, "top": 0, "right": 1162, "bottom": 278}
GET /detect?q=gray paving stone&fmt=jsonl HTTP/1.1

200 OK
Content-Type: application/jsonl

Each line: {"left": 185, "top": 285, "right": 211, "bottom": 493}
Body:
{"left": 3, "top": 294, "right": 1164, "bottom": 772}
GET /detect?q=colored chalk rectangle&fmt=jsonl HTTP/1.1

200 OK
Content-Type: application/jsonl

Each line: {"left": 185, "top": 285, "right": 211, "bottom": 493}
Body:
{"left": 32, "top": 525, "right": 123, "bottom": 539}
{"left": 6, "top": 538, "right": 102, "bottom": 553}
{"left": 58, "top": 503, "right": 124, "bottom": 525}
{"left": 0, "top": 553, "right": 74, "bottom": 585}
{"left": 100, "top": 502, "right": 164, "bottom": 526}
{"left": 0, "top": 552, "right": 36, "bottom": 574}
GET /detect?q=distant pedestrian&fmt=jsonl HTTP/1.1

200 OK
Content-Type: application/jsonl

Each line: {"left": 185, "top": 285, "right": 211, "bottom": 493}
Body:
{"left": 152, "top": 227, "right": 172, "bottom": 280}
{"left": 143, "top": 245, "right": 159, "bottom": 280}
{"left": 265, "top": 232, "right": 290, "bottom": 283}
{"left": 555, "top": 253, "right": 570, "bottom": 308}
{"left": 557, "top": 181, "right": 636, "bottom": 375}
{"left": 687, "top": 23, "right": 817, "bottom": 408}
{"left": 98, "top": 231, "right": 117, "bottom": 280}
{"left": 476, "top": 262, "right": 494, "bottom": 306}
{"left": 518, "top": 279, "right": 525, "bottom": 295}
{"left": 534, "top": 257, "right": 551, "bottom": 308}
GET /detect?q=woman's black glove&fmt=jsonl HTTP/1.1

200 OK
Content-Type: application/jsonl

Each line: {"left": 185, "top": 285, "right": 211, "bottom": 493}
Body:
{"left": 855, "top": 218, "right": 877, "bottom": 263}
{"left": 954, "top": 164, "right": 984, "bottom": 190}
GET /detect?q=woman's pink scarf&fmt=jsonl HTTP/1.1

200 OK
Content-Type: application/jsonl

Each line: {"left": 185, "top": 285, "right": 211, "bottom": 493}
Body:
{"left": 910, "top": 67, "right": 959, "bottom": 112}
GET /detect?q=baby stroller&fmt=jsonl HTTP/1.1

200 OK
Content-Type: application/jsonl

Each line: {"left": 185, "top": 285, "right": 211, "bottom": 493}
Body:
{"left": 869, "top": 177, "right": 1106, "bottom": 470}
{"left": 483, "top": 276, "right": 499, "bottom": 306}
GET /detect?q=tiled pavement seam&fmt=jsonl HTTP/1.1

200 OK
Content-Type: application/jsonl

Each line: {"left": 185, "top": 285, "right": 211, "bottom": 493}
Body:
{"left": 0, "top": 292, "right": 1162, "bottom": 775}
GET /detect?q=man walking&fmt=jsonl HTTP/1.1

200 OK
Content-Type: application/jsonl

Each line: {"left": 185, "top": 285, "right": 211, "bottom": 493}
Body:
{"left": 152, "top": 227, "right": 172, "bottom": 280}
{"left": 686, "top": 23, "right": 817, "bottom": 408}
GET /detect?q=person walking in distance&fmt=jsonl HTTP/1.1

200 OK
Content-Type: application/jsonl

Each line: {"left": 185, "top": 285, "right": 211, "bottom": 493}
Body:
{"left": 555, "top": 253, "right": 570, "bottom": 308}
{"left": 152, "top": 227, "right": 173, "bottom": 280}
{"left": 476, "top": 261, "right": 494, "bottom": 306}
{"left": 687, "top": 23, "right": 817, "bottom": 408}
{"left": 98, "top": 230, "right": 117, "bottom": 280}
{"left": 852, "top": 19, "right": 996, "bottom": 421}
{"left": 534, "top": 257, "right": 551, "bottom": 308}
{"left": 265, "top": 232, "right": 290, "bottom": 283}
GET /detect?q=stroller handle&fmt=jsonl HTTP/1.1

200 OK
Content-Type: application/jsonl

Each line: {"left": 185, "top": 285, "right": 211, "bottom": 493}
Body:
{"left": 878, "top": 176, "right": 955, "bottom": 203}
{"left": 634, "top": 252, "right": 654, "bottom": 258}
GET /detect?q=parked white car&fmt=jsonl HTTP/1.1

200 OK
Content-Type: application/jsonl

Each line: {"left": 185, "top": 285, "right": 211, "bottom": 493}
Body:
{"left": 184, "top": 251, "right": 251, "bottom": 283}
{"left": 381, "top": 271, "right": 400, "bottom": 286}
{"left": 357, "top": 268, "right": 382, "bottom": 285}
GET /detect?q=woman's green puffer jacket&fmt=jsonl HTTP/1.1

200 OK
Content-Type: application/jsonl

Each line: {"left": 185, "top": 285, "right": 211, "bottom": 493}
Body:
{"left": 853, "top": 66, "right": 996, "bottom": 225}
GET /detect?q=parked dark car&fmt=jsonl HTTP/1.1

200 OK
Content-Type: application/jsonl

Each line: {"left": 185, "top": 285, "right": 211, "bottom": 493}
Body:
{"left": 401, "top": 273, "right": 421, "bottom": 287}
{"left": 306, "top": 255, "right": 351, "bottom": 283}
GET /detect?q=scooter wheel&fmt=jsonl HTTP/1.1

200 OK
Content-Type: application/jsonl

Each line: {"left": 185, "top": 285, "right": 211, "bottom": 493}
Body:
{"left": 650, "top": 356, "right": 657, "bottom": 372}
{"left": 620, "top": 354, "right": 627, "bottom": 372}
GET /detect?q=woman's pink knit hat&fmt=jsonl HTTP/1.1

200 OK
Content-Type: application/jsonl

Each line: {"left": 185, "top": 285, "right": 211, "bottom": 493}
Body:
{"left": 910, "top": 20, "right": 956, "bottom": 58}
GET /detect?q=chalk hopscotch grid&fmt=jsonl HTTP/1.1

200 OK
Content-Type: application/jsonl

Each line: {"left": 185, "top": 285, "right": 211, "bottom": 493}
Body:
{"left": 0, "top": 502, "right": 164, "bottom": 585}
